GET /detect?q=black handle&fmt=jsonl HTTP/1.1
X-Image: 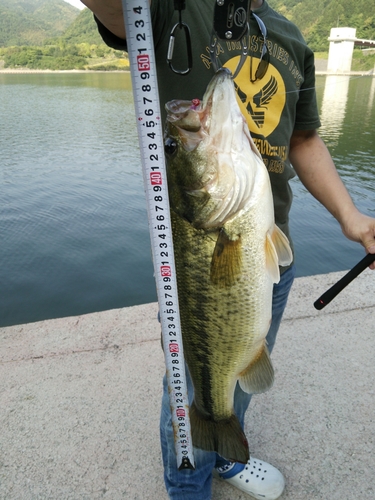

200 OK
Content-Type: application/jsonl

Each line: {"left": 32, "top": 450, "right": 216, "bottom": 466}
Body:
{"left": 314, "top": 253, "right": 375, "bottom": 310}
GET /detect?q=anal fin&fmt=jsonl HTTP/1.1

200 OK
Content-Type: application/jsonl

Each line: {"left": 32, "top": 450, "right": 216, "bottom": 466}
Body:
{"left": 238, "top": 345, "right": 274, "bottom": 394}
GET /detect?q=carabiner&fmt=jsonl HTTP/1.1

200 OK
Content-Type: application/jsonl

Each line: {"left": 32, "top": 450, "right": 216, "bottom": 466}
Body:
{"left": 167, "top": 21, "right": 193, "bottom": 75}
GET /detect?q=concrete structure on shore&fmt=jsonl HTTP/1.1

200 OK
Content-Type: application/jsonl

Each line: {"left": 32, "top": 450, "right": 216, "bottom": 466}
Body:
{"left": 1, "top": 270, "right": 374, "bottom": 499}
{"left": 328, "top": 27, "right": 375, "bottom": 74}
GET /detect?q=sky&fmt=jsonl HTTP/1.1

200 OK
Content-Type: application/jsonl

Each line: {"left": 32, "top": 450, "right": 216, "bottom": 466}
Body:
{"left": 64, "top": 0, "right": 85, "bottom": 9}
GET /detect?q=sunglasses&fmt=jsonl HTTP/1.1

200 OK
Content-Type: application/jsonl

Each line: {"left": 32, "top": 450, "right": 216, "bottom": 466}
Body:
{"left": 250, "top": 12, "right": 270, "bottom": 83}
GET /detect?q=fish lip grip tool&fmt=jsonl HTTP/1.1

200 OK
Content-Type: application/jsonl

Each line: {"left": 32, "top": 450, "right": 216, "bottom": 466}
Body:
{"left": 210, "top": 0, "right": 251, "bottom": 78}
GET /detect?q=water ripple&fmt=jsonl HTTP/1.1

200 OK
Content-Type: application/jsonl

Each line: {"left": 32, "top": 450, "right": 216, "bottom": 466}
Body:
{"left": 1, "top": 73, "right": 374, "bottom": 327}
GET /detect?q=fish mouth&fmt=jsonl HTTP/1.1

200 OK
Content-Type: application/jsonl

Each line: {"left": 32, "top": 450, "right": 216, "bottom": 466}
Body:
{"left": 165, "top": 99, "right": 205, "bottom": 151}
{"left": 165, "top": 99, "right": 203, "bottom": 132}
{"left": 165, "top": 68, "right": 235, "bottom": 151}
{"left": 201, "top": 68, "right": 233, "bottom": 117}
{"left": 165, "top": 68, "right": 262, "bottom": 229}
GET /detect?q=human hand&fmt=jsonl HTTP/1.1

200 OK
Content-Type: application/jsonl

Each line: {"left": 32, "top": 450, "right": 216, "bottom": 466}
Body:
{"left": 341, "top": 211, "right": 375, "bottom": 270}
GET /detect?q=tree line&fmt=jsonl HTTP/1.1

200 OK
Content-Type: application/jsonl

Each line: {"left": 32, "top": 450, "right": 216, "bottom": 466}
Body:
{"left": 0, "top": 43, "right": 129, "bottom": 71}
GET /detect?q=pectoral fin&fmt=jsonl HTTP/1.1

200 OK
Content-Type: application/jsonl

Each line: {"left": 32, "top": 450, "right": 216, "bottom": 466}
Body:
{"left": 265, "top": 232, "right": 280, "bottom": 283}
{"left": 238, "top": 345, "right": 274, "bottom": 394}
{"left": 271, "top": 225, "right": 293, "bottom": 266}
{"left": 210, "top": 229, "right": 242, "bottom": 287}
{"left": 265, "top": 225, "right": 293, "bottom": 283}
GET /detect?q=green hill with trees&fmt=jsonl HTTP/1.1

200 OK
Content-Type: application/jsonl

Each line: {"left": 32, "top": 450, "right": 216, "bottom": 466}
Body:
{"left": 56, "top": 6, "right": 104, "bottom": 45}
{"left": 0, "top": 3, "right": 129, "bottom": 70}
{"left": 269, "top": 0, "right": 375, "bottom": 51}
{"left": 0, "top": 0, "right": 374, "bottom": 70}
{"left": 0, "top": 0, "right": 79, "bottom": 46}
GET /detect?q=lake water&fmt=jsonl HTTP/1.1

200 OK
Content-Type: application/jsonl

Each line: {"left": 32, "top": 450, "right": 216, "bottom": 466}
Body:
{"left": 0, "top": 72, "right": 374, "bottom": 327}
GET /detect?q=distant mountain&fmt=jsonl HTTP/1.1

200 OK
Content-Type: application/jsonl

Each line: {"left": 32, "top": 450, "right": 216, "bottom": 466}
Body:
{"left": 0, "top": 4, "right": 128, "bottom": 71}
{"left": 58, "top": 7, "right": 105, "bottom": 45}
{"left": 0, "top": 0, "right": 79, "bottom": 47}
{"left": 269, "top": 0, "right": 375, "bottom": 50}
{"left": 1, "top": 0, "right": 374, "bottom": 52}
{"left": 66, "top": 1, "right": 375, "bottom": 51}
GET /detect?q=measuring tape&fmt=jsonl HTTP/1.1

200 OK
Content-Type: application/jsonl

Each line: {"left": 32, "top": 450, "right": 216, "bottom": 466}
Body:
{"left": 122, "top": 0, "right": 195, "bottom": 471}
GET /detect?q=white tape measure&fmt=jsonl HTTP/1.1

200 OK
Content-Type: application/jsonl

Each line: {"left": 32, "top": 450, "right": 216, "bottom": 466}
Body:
{"left": 122, "top": 0, "right": 195, "bottom": 470}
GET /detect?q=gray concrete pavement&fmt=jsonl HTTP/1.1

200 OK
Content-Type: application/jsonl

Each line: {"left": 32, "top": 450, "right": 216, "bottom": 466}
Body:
{"left": 0, "top": 270, "right": 374, "bottom": 499}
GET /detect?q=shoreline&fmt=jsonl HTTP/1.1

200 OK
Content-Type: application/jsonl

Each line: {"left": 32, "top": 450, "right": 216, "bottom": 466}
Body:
{"left": 316, "top": 70, "right": 374, "bottom": 76}
{"left": 0, "top": 68, "right": 373, "bottom": 76}
{"left": 0, "top": 68, "right": 130, "bottom": 74}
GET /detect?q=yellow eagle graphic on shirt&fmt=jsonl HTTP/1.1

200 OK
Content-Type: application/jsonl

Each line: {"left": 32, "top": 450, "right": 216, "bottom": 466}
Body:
{"left": 224, "top": 56, "right": 286, "bottom": 137}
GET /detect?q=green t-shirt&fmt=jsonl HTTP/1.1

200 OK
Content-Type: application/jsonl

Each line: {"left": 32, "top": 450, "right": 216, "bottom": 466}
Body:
{"left": 96, "top": 0, "right": 321, "bottom": 267}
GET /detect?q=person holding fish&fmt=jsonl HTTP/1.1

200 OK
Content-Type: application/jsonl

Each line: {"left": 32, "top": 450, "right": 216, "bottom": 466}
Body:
{"left": 81, "top": 0, "right": 375, "bottom": 499}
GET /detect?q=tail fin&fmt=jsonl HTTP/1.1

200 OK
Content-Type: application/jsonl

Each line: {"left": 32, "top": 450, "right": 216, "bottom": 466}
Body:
{"left": 190, "top": 403, "right": 249, "bottom": 463}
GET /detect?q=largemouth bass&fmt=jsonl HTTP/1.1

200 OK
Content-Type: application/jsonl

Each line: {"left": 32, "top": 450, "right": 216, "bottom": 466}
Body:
{"left": 164, "top": 68, "right": 293, "bottom": 464}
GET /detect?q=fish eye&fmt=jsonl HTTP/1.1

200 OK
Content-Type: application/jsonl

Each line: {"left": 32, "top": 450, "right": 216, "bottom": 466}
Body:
{"left": 164, "top": 138, "right": 178, "bottom": 156}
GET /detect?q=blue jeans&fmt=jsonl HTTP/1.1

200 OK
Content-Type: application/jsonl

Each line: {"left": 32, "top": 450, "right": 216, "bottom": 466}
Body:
{"left": 160, "top": 265, "right": 296, "bottom": 500}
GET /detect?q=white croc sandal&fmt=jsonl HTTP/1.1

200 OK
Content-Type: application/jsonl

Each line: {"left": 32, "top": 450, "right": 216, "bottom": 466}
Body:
{"left": 215, "top": 456, "right": 285, "bottom": 500}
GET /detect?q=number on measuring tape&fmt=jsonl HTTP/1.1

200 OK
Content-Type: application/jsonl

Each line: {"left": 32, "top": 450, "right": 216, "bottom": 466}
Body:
{"left": 122, "top": 0, "right": 195, "bottom": 471}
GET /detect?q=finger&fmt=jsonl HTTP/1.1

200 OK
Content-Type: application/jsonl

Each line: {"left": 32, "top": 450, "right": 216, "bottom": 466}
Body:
{"left": 367, "top": 244, "right": 375, "bottom": 270}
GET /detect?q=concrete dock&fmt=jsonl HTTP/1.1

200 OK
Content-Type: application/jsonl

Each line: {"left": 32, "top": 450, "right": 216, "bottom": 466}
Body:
{"left": 1, "top": 270, "right": 374, "bottom": 500}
